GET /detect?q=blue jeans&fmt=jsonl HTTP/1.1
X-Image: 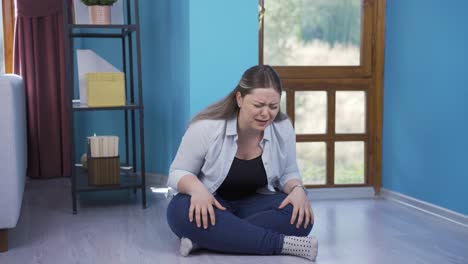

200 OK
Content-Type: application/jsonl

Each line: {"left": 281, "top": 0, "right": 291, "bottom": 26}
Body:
{"left": 166, "top": 192, "right": 313, "bottom": 255}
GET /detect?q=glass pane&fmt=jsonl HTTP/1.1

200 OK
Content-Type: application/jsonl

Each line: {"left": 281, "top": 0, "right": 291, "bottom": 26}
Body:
{"left": 297, "top": 142, "right": 326, "bottom": 185}
{"left": 295, "top": 91, "right": 327, "bottom": 134}
{"left": 280, "top": 91, "right": 287, "bottom": 115}
{"left": 334, "top": 141, "right": 364, "bottom": 184}
{"left": 336, "top": 91, "right": 366, "bottom": 133}
{"left": 263, "top": 0, "right": 362, "bottom": 66}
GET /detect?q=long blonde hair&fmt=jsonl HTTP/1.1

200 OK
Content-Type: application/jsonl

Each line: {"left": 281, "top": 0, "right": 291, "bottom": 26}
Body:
{"left": 191, "top": 65, "right": 288, "bottom": 124}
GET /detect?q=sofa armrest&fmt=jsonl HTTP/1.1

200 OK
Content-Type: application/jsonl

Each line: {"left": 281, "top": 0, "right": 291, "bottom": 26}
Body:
{"left": 0, "top": 74, "right": 27, "bottom": 229}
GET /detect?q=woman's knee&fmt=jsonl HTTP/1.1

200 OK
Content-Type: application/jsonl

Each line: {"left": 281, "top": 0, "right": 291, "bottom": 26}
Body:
{"left": 276, "top": 203, "right": 294, "bottom": 216}
{"left": 166, "top": 194, "right": 191, "bottom": 235}
{"left": 276, "top": 204, "right": 314, "bottom": 236}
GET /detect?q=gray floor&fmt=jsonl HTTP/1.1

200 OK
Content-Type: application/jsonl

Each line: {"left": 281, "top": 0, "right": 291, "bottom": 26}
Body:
{"left": 1, "top": 178, "right": 467, "bottom": 264}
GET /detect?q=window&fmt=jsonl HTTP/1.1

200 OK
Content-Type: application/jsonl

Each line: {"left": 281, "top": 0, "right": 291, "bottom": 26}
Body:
{"left": 260, "top": 0, "right": 386, "bottom": 191}
{"left": 263, "top": 0, "right": 362, "bottom": 67}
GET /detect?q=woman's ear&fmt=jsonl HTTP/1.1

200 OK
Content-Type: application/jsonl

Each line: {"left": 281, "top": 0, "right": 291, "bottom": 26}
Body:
{"left": 236, "top": 92, "right": 243, "bottom": 108}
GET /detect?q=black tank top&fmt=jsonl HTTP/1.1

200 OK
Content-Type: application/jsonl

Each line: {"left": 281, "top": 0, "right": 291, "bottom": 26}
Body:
{"left": 216, "top": 155, "right": 268, "bottom": 200}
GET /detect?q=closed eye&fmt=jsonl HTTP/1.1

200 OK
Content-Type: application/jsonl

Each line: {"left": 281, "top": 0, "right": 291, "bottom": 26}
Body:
{"left": 254, "top": 103, "right": 278, "bottom": 109}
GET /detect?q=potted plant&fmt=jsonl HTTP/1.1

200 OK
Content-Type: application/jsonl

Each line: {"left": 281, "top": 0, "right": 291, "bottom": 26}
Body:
{"left": 81, "top": 0, "right": 118, "bottom": 25}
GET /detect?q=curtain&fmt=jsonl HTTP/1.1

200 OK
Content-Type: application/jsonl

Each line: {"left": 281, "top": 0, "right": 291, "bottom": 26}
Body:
{"left": 14, "top": 0, "right": 71, "bottom": 178}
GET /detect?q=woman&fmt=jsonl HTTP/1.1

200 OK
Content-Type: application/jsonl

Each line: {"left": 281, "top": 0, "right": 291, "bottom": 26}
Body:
{"left": 166, "top": 65, "right": 318, "bottom": 261}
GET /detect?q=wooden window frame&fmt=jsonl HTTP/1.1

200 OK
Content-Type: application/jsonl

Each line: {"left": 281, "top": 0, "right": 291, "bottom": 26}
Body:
{"left": 259, "top": 0, "right": 386, "bottom": 193}
{"left": 2, "top": 0, "right": 15, "bottom": 73}
{"left": 285, "top": 79, "right": 372, "bottom": 188}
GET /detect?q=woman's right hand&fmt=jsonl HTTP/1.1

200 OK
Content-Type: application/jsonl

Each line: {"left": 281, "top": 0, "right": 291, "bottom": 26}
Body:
{"left": 189, "top": 188, "right": 226, "bottom": 229}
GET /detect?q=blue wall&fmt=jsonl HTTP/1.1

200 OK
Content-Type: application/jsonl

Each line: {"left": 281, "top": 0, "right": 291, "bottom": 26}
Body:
{"left": 139, "top": 0, "right": 190, "bottom": 174}
{"left": 189, "top": 0, "right": 258, "bottom": 116}
{"left": 382, "top": 0, "right": 468, "bottom": 215}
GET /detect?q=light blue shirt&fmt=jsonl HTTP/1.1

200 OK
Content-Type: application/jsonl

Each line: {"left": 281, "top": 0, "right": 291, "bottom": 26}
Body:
{"left": 167, "top": 116, "right": 303, "bottom": 194}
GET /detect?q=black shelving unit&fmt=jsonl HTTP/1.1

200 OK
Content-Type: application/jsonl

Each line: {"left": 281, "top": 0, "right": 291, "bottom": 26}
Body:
{"left": 63, "top": 0, "right": 146, "bottom": 214}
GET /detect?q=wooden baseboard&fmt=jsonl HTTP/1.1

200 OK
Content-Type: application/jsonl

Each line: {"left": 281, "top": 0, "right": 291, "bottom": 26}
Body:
{"left": 0, "top": 229, "right": 8, "bottom": 252}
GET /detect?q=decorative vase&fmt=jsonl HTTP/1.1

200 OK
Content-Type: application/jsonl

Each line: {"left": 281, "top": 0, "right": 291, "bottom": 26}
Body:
{"left": 89, "top": 5, "right": 111, "bottom": 25}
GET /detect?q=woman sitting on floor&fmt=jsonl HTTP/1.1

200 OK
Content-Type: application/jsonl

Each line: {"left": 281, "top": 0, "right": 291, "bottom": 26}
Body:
{"left": 166, "top": 65, "right": 318, "bottom": 261}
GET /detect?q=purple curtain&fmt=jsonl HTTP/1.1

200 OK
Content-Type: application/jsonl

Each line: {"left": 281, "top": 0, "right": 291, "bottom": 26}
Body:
{"left": 14, "top": 0, "right": 71, "bottom": 178}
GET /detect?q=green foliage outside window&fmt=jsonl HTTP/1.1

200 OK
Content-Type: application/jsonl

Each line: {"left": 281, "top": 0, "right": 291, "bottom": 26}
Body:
{"left": 264, "top": 0, "right": 361, "bottom": 65}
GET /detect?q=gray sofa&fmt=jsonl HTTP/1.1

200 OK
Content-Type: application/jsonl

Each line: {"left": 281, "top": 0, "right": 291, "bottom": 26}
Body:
{"left": 0, "top": 74, "right": 27, "bottom": 252}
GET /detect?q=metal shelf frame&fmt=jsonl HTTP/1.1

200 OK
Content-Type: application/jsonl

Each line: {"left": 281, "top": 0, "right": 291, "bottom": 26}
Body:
{"left": 63, "top": 0, "right": 147, "bottom": 214}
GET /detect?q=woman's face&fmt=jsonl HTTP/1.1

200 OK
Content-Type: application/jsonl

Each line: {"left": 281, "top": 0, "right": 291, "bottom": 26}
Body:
{"left": 236, "top": 88, "right": 280, "bottom": 132}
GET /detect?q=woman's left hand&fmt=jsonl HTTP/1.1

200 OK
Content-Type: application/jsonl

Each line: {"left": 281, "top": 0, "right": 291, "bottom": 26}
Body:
{"left": 278, "top": 187, "right": 314, "bottom": 229}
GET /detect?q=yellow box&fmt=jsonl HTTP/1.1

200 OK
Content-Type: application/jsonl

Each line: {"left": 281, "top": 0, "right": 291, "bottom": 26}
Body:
{"left": 86, "top": 72, "right": 125, "bottom": 107}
